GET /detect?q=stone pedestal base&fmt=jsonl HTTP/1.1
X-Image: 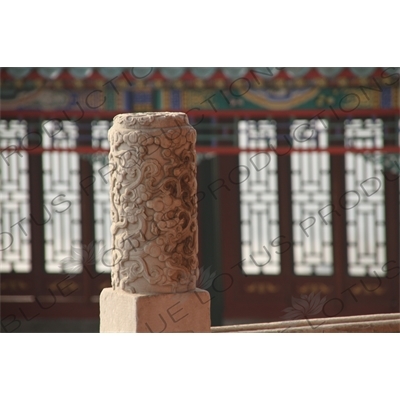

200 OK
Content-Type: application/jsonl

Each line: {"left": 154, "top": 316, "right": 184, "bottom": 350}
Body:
{"left": 100, "top": 288, "right": 211, "bottom": 333}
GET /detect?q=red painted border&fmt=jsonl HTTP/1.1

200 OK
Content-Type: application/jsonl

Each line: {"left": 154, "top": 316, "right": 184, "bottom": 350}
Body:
{"left": 1, "top": 108, "right": 399, "bottom": 121}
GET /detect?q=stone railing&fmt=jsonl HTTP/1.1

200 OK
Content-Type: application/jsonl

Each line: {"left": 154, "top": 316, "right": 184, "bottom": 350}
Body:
{"left": 211, "top": 313, "right": 400, "bottom": 333}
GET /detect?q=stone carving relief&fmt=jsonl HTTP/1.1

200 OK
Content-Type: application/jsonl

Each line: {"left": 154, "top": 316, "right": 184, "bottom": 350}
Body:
{"left": 108, "top": 112, "right": 199, "bottom": 294}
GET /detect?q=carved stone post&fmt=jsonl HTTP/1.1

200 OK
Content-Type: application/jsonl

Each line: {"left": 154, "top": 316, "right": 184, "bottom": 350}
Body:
{"left": 100, "top": 112, "right": 211, "bottom": 332}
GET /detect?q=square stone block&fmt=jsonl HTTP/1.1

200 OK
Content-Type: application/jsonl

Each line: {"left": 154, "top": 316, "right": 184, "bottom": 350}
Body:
{"left": 100, "top": 288, "right": 211, "bottom": 333}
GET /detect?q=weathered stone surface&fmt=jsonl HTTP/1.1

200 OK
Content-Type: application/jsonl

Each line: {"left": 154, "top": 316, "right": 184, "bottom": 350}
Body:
{"left": 100, "top": 288, "right": 211, "bottom": 333}
{"left": 108, "top": 112, "right": 198, "bottom": 294}
{"left": 100, "top": 112, "right": 210, "bottom": 333}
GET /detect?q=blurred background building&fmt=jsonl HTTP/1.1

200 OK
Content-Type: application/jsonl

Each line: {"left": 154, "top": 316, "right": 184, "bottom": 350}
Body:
{"left": 0, "top": 67, "right": 399, "bottom": 332}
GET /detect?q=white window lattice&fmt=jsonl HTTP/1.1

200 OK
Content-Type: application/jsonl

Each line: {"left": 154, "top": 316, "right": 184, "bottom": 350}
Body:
{"left": 42, "top": 120, "right": 82, "bottom": 273}
{"left": 91, "top": 120, "right": 112, "bottom": 273}
{"left": 238, "top": 120, "right": 281, "bottom": 275}
{"left": 290, "top": 119, "right": 333, "bottom": 276}
{"left": 344, "top": 119, "right": 386, "bottom": 277}
{"left": 0, "top": 120, "right": 31, "bottom": 273}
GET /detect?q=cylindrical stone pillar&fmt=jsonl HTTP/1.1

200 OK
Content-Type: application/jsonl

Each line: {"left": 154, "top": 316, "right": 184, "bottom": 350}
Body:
{"left": 108, "top": 112, "right": 199, "bottom": 294}
{"left": 100, "top": 112, "right": 210, "bottom": 332}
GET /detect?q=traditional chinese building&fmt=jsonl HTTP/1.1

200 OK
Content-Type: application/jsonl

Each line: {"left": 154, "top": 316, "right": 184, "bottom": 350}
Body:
{"left": 0, "top": 67, "right": 399, "bottom": 332}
